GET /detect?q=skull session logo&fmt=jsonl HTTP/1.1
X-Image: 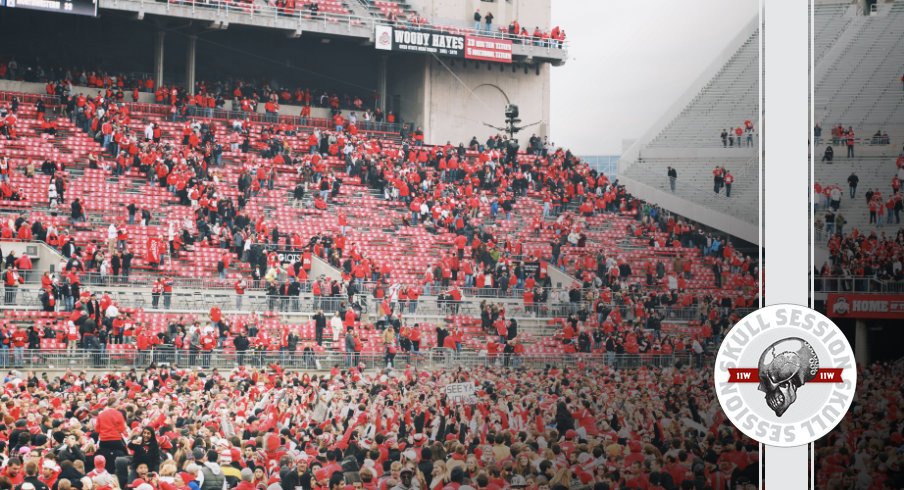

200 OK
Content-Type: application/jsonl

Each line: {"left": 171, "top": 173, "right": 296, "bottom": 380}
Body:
{"left": 714, "top": 305, "right": 857, "bottom": 447}
{"left": 757, "top": 338, "right": 820, "bottom": 417}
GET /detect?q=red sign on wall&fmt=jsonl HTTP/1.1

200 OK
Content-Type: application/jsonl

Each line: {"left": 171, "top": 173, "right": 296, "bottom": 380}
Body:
{"left": 464, "top": 35, "right": 513, "bottom": 63}
{"left": 826, "top": 293, "right": 904, "bottom": 319}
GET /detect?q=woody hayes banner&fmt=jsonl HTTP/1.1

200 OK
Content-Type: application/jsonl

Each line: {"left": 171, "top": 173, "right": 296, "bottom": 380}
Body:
{"left": 375, "top": 25, "right": 513, "bottom": 64}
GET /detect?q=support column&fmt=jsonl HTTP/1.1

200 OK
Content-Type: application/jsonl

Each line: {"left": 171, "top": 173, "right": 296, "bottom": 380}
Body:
{"left": 376, "top": 55, "right": 388, "bottom": 113}
{"left": 185, "top": 35, "right": 197, "bottom": 93}
{"left": 154, "top": 31, "right": 166, "bottom": 89}
{"left": 855, "top": 320, "right": 870, "bottom": 365}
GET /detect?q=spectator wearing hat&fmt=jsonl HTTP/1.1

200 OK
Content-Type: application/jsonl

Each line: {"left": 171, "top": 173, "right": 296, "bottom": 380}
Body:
{"left": 39, "top": 460, "right": 60, "bottom": 489}
{"left": 280, "top": 457, "right": 311, "bottom": 490}
{"left": 196, "top": 450, "right": 225, "bottom": 490}
{"left": 390, "top": 465, "right": 420, "bottom": 490}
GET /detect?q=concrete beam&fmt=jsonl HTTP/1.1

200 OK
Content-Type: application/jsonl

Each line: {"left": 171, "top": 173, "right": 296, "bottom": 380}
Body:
{"left": 185, "top": 35, "right": 198, "bottom": 93}
{"left": 154, "top": 30, "right": 165, "bottom": 90}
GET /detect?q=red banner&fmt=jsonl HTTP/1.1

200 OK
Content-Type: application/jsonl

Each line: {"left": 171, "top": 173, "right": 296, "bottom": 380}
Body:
{"left": 727, "top": 368, "right": 844, "bottom": 383}
{"left": 464, "top": 35, "right": 513, "bottom": 63}
{"left": 826, "top": 293, "right": 904, "bottom": 319}
{"left": 146, "top": 237, "right": 165, "bottom": 265}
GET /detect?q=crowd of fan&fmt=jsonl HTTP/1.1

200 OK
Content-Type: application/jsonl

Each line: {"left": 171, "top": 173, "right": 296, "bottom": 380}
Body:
{"left": 0, "top": 362, "right": 760, "bottom": 490}
{"left": 0, "top": 58, "right": 378, "bottom": 119}
{"left": 813, "top": 147, "right": 904, "bottom": 248}
{"left": 813, "top": 147, "right": 904, "bottom": 286}
{"left": 813, "top": 124, "right": 895, "bottom": 162}
{"left": 717, "top": 121, "right": 754, "bottom": 149}
{"left": 814, "top": 359, "right": 904, "bottom": 490}
{"left": 0, "top": 84, "right": 759, "bottom": 360}
{"left": 815, "top": 228, "right": 904, "bottom": 289}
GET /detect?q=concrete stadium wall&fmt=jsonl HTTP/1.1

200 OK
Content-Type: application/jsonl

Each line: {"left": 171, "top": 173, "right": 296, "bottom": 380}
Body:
{"left": 387, "top": 55, "right": 429, "bottom": 127}
{"left": 392, "top": 0, "right": 552, "bottom": 145}
{"left": 547, "top": 263, "right": 577, "bottom": 290}
{"left": 311, "top": 256, "right": 342, "bottom": 281}
{"left": 417, "top": 56, "right": 550, "bottom": 146}
{"left": 0, "top": 240, "right": 65, "bottom": 274}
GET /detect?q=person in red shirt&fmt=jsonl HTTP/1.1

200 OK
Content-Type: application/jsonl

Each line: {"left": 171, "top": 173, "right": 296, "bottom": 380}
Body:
{"left": 95, "top": 406, "right": 129, "bottom": 464}
{"left": 11, "top": 326, "right": 27, "bottom": 368}
{"left": 0, "top": 458, "right": 23, "bottom": 485}
{"left": 210, "top": 306, "right": 223, "bottom": 328}
{"left": 200, "top": 329, "right": 217, "bottom": 368}
{"left": 136, "top": 329, "right": 156, "bottom": 366}
{"left": 4, "top": 266, "right": 24, "bottom": 305}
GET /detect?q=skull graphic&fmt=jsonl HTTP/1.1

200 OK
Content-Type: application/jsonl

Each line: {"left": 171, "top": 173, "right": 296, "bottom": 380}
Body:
{"left": 757, "top": 338, "right": 819, "bottom": 417}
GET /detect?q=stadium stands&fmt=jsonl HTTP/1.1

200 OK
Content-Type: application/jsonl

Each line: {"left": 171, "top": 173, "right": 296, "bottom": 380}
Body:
{"left": 814, "top": 157, "right": 900, "bottom": 234}
{"left": 812, "top": 2, "right": 854, "bottom": 64}
{"left": 0, "top": 71, "right": 757, "bottom": 371}
{"left": 643, "top": 28, "right": 759, "bottom": 150}
{"left": 815, "top": 2, "right": 904, "bottom": 132}
{"left": 0, "top": 85, "right": 757, "bottom": 301}
{"left": 621, "top": 157, "right": 757, "bottom": 225}
{"left": 616, "top": 20, "right": 760, "bottom": 241}
{"left": 360, "top": 0, "right": 419, "bottom": 23}
{"left": 812, "top": 2, "right": 904, "bottom": 293}
{"left": 0, "top": 3, "right": 777, "bottom": 490}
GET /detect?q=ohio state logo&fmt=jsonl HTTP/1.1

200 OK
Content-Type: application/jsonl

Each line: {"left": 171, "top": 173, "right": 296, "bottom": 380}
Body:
{"left": 714, "top": 304, "right": 857, "bottom": 447}
{"left": 379, "top": 32, "right": 390, "bottom": 45}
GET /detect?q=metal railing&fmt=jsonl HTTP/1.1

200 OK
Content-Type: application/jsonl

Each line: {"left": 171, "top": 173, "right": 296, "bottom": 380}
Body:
{"left": 3, "top": 285, "right": 750, "bottom": 324}
{"left": 127, "top": 102, "right": 404, "bottom": 135}
{"left": 106, "top": 0, "right": 374, "bottom": 32}
{"left": 814, "top": 276, "right": 904, "bottom": 293}
{"left": 101, "top": 0, "right": 568, "bottom": 57}
{"left": 380, "top": 18, "right": 569, "bottom": 52}
{"left": 0, "top": 91, "right": 60, "bottom": 105}
{"left": 0, "top": 348, "right": 695, "bottom": 371}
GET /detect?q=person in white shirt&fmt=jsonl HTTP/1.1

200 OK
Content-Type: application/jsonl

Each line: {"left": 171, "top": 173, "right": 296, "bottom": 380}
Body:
{"left": 330, "top": 312, "right": 343, "bottom": 343}
{"left": 692, "top": 338, "right": 704, "bottom": 368}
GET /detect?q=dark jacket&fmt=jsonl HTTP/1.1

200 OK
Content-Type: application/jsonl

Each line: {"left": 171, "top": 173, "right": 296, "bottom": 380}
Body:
{"left": 127, "top": 431, "right": 160, "bottom": 472}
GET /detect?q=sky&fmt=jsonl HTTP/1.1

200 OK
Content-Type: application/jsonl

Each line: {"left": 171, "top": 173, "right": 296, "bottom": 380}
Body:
{"left": 550, "top": 0, "right": 758, "bottom": 155}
